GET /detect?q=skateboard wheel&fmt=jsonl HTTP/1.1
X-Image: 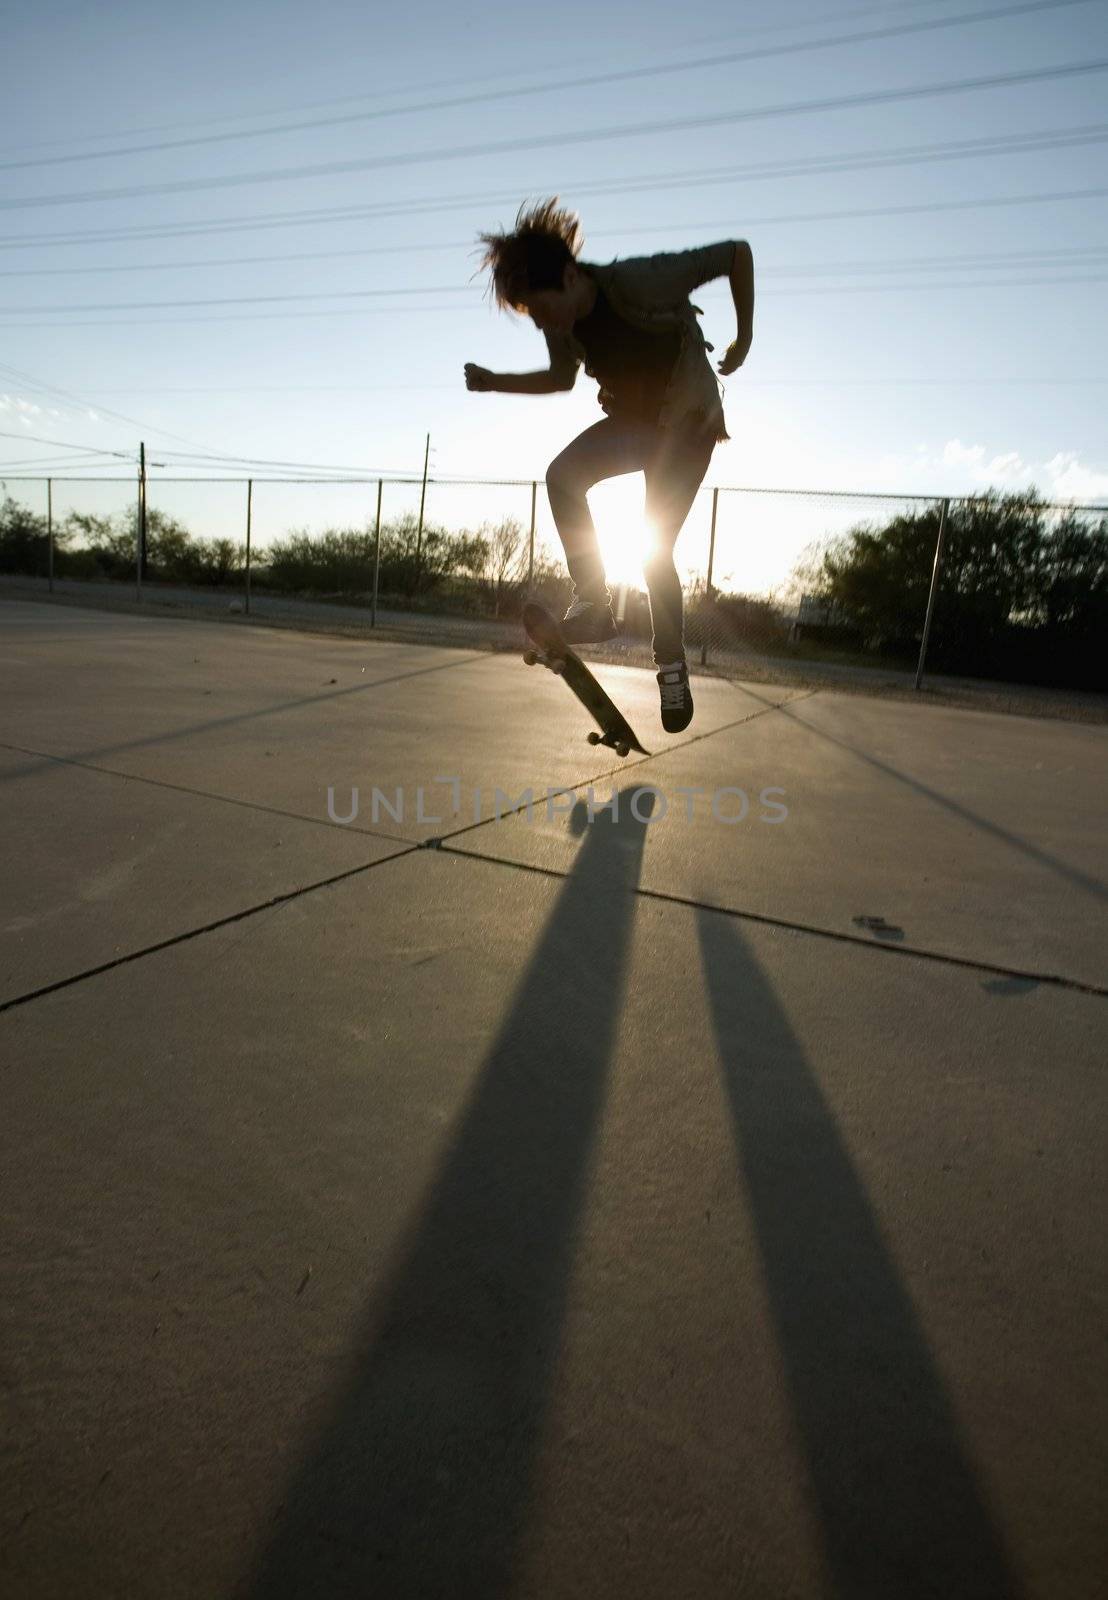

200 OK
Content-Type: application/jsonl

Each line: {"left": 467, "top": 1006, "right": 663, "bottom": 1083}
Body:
{"left": 587, "top": 731, "right": 601, "bottom": 745}
{"left": 523, "top": 650, "right": 538, "bottom": 666}
{"left": 615, "top": 742, "right": 630, "bottom": 758}
{"left": 551, "top": 660, "right": 566, "bottom": 676}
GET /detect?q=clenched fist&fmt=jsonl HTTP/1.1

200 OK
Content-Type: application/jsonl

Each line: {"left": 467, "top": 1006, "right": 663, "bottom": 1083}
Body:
{"left": 464, "top": 363, "right": 496, "bottom": 392}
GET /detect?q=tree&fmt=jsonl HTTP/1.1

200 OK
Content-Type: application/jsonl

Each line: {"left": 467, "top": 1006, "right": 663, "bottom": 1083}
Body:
{"left": 806, "top": 488, "right": 1107, "bottom": 685}
{"left": 0, "top": 494, "right": 49, "bottom": 574}
{"left": 478, "top": 516, "right": 528, "bottom": 614}
{"left": 63, "top": 510, "right": 134, "bottom": 577}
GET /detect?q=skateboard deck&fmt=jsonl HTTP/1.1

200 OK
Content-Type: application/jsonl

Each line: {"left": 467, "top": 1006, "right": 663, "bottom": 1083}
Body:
{"left": 522, "top": 601, "right": 650, "bottom": 758}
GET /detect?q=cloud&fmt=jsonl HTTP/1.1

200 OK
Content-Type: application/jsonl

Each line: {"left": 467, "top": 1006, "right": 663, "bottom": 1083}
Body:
{"left": 1042, "top": 451, "right": 1108, "bottom": 501}
{"left": 942, "top": 438, "right": 986, "bottom": 469}
{"left": 0, "top": 395, "right": 45, "bottom": 422}
{"left": 869, "top": 439, "right": 1105, "bottom": 503}
{"left": 984, "top": 451, "right": 1026, "bottom": 482}
{"left": 1, "top": 394, "right": 70, "bottom": 427}
{"left": 940, "top": 441, "right": 1030, "bottom": 482}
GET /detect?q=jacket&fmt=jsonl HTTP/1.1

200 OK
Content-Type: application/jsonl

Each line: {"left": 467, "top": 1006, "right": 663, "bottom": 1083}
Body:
{"left": 543, "top": 240, "right": 736, "bottom": 442}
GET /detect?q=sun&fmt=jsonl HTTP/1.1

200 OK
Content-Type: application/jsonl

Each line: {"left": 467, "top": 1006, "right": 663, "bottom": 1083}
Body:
{"left": 586, "top": 474, "right": 655, "bottom": 589}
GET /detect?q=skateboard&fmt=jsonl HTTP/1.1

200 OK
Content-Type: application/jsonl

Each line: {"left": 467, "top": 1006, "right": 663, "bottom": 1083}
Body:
{"left": 522, "top": 601, "right": 649, "bottom": 758}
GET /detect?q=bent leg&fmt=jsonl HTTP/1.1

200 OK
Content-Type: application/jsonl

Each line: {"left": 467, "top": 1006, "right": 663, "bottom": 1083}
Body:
{"left": 546, "top": 418, "right": 655, "bottom": 603}
{"left": 643, "top": 430, "right": 716, "bottom": 665}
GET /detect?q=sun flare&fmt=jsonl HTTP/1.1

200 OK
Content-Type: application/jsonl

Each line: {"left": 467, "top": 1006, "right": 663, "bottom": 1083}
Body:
{"left": 586, "top": 475, "right": 655, "bottom": 589}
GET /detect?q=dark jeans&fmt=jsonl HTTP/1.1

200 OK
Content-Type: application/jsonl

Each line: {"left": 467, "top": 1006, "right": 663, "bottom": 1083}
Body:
{"left": 545, "top": 416, "right": 717, "bottom": 666}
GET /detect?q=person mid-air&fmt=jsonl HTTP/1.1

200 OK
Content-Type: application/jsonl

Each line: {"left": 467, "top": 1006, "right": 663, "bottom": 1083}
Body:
{"left": 466, "top": 197, "right": 753, "bottom": 731}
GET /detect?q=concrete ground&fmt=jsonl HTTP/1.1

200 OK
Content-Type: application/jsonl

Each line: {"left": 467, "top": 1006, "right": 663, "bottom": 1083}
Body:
{"left": 1, "top": 598, "right": 1105, "bottom": 1600}
{"left": 6, "top": 573, "right": 1107, "bottom": 725}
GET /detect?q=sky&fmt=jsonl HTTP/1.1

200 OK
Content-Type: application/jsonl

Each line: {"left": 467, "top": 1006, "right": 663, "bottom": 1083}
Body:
{"left": 2, "top": 0, "right": 1106, "bottom": 594}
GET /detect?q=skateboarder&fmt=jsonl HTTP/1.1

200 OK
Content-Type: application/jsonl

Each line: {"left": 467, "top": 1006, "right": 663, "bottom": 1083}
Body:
{"left": 466, "top": 197, "right": 754, "bottom": 731}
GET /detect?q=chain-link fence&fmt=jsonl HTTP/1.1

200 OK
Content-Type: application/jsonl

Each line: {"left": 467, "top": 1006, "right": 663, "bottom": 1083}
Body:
{"left": 1, "top": 472, "right": 1104, "bottom": 690}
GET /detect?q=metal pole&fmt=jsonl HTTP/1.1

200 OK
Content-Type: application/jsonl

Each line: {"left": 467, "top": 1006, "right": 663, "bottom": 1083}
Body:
{"left": 371, "top": 478, "right": 383, "bottom": 627}
{"left": 47, "top": 478, "right": 54, "bottom": 593}
{"left": 414, "top": 432, "right": 430, "bottom": 593}
{"left": 915, "top": 496, "right": 950, "bottom": 691}
{"left": 136, "top": 443, "right": 146, "bottom": 600}
{"left": 527, "top": 480, "right": 536, "bottom": 592}
{"left": 699, "top": 486, "right": 720, "bottom": 668}
{"left": 245, "top": 478, "right": 253, "bottom": 614}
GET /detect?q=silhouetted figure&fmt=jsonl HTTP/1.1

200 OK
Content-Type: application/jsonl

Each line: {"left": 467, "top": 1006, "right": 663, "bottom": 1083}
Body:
{"left": 468, "top": 198, "right": 754, "bottom": 732}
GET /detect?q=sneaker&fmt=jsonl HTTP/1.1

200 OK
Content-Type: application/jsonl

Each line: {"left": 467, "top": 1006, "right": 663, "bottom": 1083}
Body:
{"left": 656, "top": 660, "right": 694, "bottom": 732}
{"left": 560, "top": 596, "right": 618, "bottom": 645}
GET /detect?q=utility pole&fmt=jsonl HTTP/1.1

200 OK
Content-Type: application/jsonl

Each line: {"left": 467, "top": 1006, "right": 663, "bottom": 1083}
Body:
{"left": 414, "top": 432, "right": 430, "bottom": 593}
{"left": 371, "top": 478, "right": 384, "bottom": 626}
{"left": 137, "top": 441, "right": 147, "bottom": 595}
{"left": 915, "top": 497, "right": 950, "bottom": 691}
{"left": 245, "top": 478, "right": 253, "bottom": 614}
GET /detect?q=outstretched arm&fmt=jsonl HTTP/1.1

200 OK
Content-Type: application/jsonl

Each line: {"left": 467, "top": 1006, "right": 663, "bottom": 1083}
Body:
{"left": 718, "top": 241, "right": 754, "bottom": 376}
{"left": 464, "top": 331, "right": 578, "bottom": 396}
{"left": 464, "top": 364, "right": 561, "bottom": 394}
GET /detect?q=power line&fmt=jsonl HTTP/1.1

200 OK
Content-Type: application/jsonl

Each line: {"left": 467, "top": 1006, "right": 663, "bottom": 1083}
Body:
{"left": 8, "top": 244, "right": 1108, "bottom": 317}
{"left": 0, "top": 286, "right": 468, "bottom": 315}
{"left": 648, "top": 182, "right": 1108, "bottom": 230}
{"left": 0, "top": 360, "right": 249, "bottom": 459}
{"left": 1, "top": 190, "right": 1105, "bottom": 280}
{"left": 775, "top": 271, "right": 1108, "bottom": 293}
{"left": 0, "top": 1, "right": 963, "bottom": 159}
{"left": 0, "top": 305, "right": 464, "bottom": 330}
{"left": 772, "top": 244, "right": 1108, "bottom": 276}
{"left": 4, "top": 60, "right": 1105, "bottom": 213}
{"left": 0, "top": 0, "right": 1088, "bottom": 175}
{"left": 123, "top": 450, "right": 428, "bottom": 476}
{"left": 4, "top": 123, "right": 1105, "bottom": 253}
{"left": 37, "top": 379, "right": 1108, "bottom": 396}
{"left": 2, "top": 273, "right": 1106, "bottom": 333}
{"left": 0, "top": 425, "right": 135, "bottom": 458}
{"left": 0, "top": 455, "right": 132, "bottom": 472}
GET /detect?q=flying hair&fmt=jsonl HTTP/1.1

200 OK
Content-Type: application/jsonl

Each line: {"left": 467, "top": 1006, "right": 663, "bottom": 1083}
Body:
{"left": 472, "top": 197, "right": 584, "bottom": 314}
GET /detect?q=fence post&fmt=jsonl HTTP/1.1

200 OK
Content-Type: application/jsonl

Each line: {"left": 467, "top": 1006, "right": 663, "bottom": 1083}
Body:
{"left": 136, "top": 442, "right": 146, "bottom": 601}
{"left": 244, "top": 478, "right": 253, "bottom": 614}
{"left": 699, "top": 486, "right": 720, "bottom": 667}
{"left": 527, "top": 480, "right": 537, "bottom": 592}
{"left": 371, "top": 478, "right": 383, "bottom": 627}
{"left": 915, "top": 496, "right": 950, "bottom": 691}
{"left": 47, "top": 478, "right": 54, "bottom": 593}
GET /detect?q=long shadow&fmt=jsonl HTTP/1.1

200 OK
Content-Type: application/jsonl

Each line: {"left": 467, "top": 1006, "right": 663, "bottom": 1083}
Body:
{"left": 0, "top": 651, "right": 486, "bottom": 785}
{"left": 245, "top": 788, "right": 654, "bottom": 1598}
{"left": 696, "top": 909, "right": 1023, "bottom": 1599}
{"left": 737, "top": 682, "right": 1107, "bottom": 904}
